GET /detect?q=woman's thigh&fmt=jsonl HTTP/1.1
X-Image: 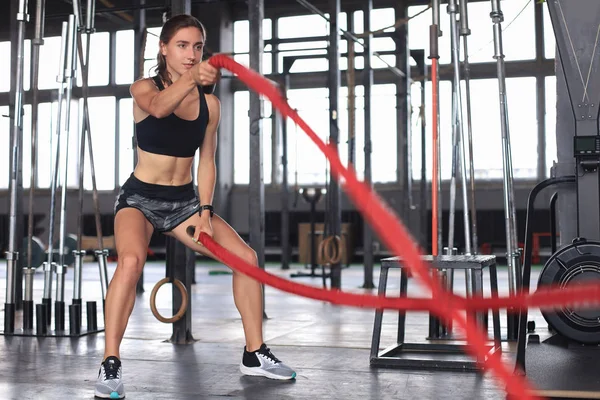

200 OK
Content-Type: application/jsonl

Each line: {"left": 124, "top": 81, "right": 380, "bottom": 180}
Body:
{"left": 168, "top": 213, "right": 255, "bottom": 264}
{"left": 114, "top": 207, "right": 154, "bottom": 260}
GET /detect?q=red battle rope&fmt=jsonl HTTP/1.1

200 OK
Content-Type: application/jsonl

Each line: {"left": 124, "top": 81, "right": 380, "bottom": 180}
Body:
{"left": 202, "top": 54, "right": 598, "bottom": 399}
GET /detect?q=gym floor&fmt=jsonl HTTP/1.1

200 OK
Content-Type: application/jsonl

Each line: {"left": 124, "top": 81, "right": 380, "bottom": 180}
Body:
{"left": 0, "top": 259, "right": 547, "bottom": 399}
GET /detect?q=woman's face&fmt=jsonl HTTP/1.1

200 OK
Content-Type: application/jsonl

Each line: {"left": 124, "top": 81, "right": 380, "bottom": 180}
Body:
{"left": 161, "top": 26, "right": 204, "bottom": 79}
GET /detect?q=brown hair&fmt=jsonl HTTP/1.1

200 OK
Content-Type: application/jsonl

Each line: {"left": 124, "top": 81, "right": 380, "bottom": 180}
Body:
{"left": 154, "top": 14, "right": 207, "bottom": 86}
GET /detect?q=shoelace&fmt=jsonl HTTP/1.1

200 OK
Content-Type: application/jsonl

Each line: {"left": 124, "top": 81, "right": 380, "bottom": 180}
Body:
{"left": 258, "top": 347, "right": 281, "bottom": 364}
{"left": 104, "top": 363, "right": 120, "bottom": 380}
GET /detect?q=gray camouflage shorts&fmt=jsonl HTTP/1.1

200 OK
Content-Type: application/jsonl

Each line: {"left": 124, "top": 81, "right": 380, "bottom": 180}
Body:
{"left": 114, "top": 174, "right": 199, "bottom": 233}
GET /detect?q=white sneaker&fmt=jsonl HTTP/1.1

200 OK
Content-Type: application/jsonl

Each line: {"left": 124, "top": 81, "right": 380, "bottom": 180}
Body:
{"left": 239, "top": 344, "right": 297, "bottom": 380}
{"left": 94, "top": 356, "right": 125, "bottom": 399}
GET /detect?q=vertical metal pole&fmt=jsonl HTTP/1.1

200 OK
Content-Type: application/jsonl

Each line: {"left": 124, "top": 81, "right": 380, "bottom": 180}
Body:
{"left": 490, "top": 0, "right": 520, "bottom": 298}
{"left": 459, "top": 0, "right": 478, "bottom": 254}
{"left": 395, "top": 1, "right": 411, "bottom": 223}
{"left": 362, "top": 0, "right": 375, "bottom": 289}
{"left": 490, "top": 0, "right": 520, "bottom": 339}
{"left": 5, "top": 0, "right": 29, "bottom": 334}
{"left": 449, "top": 0, "right": 473, "bottom": 307}
{"left": 327, "top": 0, "right": 342, "bottom": 289}
{"left": 430, "top": 0, "right": 442, "bottom": 256}
{"left": 448, "top": 0, "right": 472, "bottom": 257}
{"left": 133, "top": 0, "right": 146, "bottom": 295}
{"left": 42, "top": 21, "right": 68, "bottom": 327}
{"left": 280, "top": 72, "right": 291, "bottom": 270}
{"left": 55, "top": 14, "right": 78, "bottom": 332}
{"left": 248, "top": 0, "right": 267, "bottom": 316}
{"left": 418, "top": 52, "right": 428, "bottom": 249}
{"left": 346, "top": 13, "right": 356, "bottom": 171}
{"left": 23, "top": 0, "right": 44, "bottom": 331}
{"left": 534, "top": 0, "right": 546, "bottom": 180}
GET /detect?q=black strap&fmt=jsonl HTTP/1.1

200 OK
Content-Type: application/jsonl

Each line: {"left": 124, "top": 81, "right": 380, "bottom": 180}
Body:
{"left": 152, "top": 75, "right": 165, "bottom": 91}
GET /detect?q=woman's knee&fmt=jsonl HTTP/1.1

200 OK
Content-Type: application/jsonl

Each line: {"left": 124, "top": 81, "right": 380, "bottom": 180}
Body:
{"left": 239, "top": 247, "right": 258, "bottom": 266}
{"left": 115, "top": 253, "right": 145, "bottom": 284}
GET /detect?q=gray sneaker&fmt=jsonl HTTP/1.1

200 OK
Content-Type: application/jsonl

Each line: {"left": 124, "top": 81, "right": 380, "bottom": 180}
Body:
{"left": 239, "top": 344, "right": 297, "bottom": 380}
{"left": 94, "top": 356, "right": 125, "bottom": 399}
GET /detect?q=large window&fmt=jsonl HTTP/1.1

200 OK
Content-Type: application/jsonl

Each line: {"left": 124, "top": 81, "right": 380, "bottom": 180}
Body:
{"left": 545, "top": 76, "right": 557, "bottom": 176}
{"left": 233, "top": 84, "right": 398, "bottom": 185}
{"left": 0, "top": 106, "right": 9, "bottom": 189}
{"left": 233, "top": 91, "right": 273, "bottom": 185}
{"left": 116, "top": 30, "right": 135, "bottom": 84}
{"left": 418, "top": 77, "right": 537, "bottom": 181}
{"left": 77, "top": 32, "right": 110, "bottom": 87}
{"left": 409, "top": 0, "right": 535, "bottom": 65}
{"left": 119, "top": 98, "right": 135, "bottom": 185}
{"left": 85, "top": 97, "right": 115, "bottom": 190}
{"left": 0, "top": 42, "right": 9, "bottom": 92}
{"left": 233, "top": 19, "right": 273, "bottom": 74}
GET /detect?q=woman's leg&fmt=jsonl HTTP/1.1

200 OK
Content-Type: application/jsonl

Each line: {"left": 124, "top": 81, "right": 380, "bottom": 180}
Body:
{"left": 104, "top": 208, "right": 154, "bottom": 360}
{"left": 169, "top": 214, "right": 263, "bottom": 351}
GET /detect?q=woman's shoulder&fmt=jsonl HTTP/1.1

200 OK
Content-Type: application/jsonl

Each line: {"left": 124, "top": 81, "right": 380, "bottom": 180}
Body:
{"left": 130, "top": 77, "right": 159, "bottom": 95}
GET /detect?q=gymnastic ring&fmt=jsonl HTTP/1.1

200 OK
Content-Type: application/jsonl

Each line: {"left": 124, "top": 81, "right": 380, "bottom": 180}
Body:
{"left": 319, "top": 235, "right": 343, "bottom": 265}
{"left": 149, "top": 277, "right": 188, "bottom": 324}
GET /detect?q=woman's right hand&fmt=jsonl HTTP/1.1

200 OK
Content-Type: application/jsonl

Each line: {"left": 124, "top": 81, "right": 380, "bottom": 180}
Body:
{"left": 190, "top": 60, "right": 220, "bottom": 86}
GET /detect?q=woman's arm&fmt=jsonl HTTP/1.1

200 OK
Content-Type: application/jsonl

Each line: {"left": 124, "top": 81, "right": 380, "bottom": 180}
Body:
{"left": 197, "top": 93, "right": 222, "bottom": 215}
{"left": 130, "top": 60, "right": 220, "bottom": 119}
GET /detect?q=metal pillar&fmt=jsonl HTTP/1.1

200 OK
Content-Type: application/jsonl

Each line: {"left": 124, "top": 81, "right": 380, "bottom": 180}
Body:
{"left": 133, "top": 0, "right": 146, "bottom": 295}
{"left": 394, "top": 1, "right": 411, "bottom": 225}
{"left": 327, "top": 0, "right": 342, "bottom": 289}
{"left": 248, "top": 0, "right": 267, "bottom": 316}
{"left": 166, "top": 236, "right": 195, "bottom": 344}
{"left": 4, "top": 0, "right": 29, "bottom": 334}
{"left": 362, "top": 0, "right": 375, "bottom": 289}
{"left": 280, "top": 71, "right": 291, "bottom": 271}
{"left": 490, "top": 0, "right": 520, "bottom": 340}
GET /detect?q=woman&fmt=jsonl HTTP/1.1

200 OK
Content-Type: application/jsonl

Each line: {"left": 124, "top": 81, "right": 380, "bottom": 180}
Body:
{"left": 94, "top": 14, "right": 296, "bottom": 400}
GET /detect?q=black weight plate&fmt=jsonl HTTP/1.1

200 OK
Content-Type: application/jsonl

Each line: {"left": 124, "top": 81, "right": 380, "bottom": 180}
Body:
{"left": 21, "top": 236, "right": 46, "bottom": 268}
{"left": 538, "top": 240, "right": 600, "bottom": 344}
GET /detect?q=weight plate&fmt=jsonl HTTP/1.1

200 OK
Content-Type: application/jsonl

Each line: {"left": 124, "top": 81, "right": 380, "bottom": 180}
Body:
{"left": 52, "top": 234, "right": 78, "bottom": 267}
{"left": 21, "top": 236, "right": 46, "bottom": 269}
{"left": 538, "top": 239, "right": 600, "bottom": 344}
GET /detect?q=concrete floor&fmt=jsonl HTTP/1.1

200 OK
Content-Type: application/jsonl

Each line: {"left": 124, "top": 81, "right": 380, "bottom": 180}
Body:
{"left": 0, "top": 258, "right": 549, "bottom": 399}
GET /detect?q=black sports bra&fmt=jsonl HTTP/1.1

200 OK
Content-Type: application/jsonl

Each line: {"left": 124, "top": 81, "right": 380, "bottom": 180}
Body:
{"left": 135, "top": 75, "right": 209, "bottom": 158}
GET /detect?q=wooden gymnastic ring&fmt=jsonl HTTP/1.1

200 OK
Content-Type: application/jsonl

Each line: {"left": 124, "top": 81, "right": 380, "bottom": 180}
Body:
{"left": 320, "top": 235, "right": 343, "bottom": 265}
{"left": 149, "top": 277, "right": 188, "bottom": 324}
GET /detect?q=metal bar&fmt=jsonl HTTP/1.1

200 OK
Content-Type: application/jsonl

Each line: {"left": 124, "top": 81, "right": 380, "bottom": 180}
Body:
{"left": 248, "top": 0, "right": 267, "bottom": 315}
{"left": 430, "top": 0, "right": 442, "bottom": 256}
{"left": 448, "top": 0, "right": 472, "bottom": 257}
{"left": 395, "top": 1, "right": 410, "bottom": 224}
{"left": 327, "top": 0, "right": 342, "bottom": 289}
{"left": 362, "top": 0, "right": 374, "bottom": 289}
{"left": 5, "top": 0, "right": 29, "bottom": 333}
{"left": 459, "top": 0, "right": 478, "bottom": 254}
{"left": 347, "top": 12, "right": 356, "bottom": 171}
{"left": 42, "top": 21, "right": 68, "bottom": 325}
{"left": 133, "top": 0, "right": 145, "bottom": 295}
{"left": 534, "top": 0, "right": 546, "bottom": 180}
{"left": 490, "top": 0, "right": 520, "bottom": 304}
{"left": 24, "top": 0, "right": 45, "bottom": 310}
{"left": 280, "top": 73, "right": 290, "bottom": 270}
{"left": 56, "top": 15, "right": 78, "bottom": 306}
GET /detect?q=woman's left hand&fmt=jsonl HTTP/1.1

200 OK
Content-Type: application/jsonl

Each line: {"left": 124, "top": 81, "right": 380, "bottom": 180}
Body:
{"left": 193, "top": 216, "right": 213, "bottom": 246}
